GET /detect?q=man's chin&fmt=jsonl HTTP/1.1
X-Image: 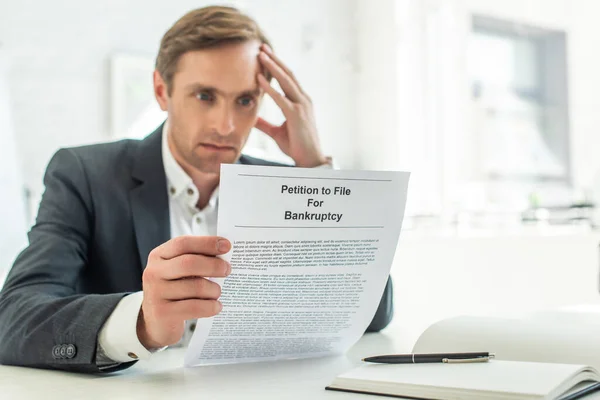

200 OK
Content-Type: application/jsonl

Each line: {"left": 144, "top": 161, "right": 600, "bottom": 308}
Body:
{"left": 190, "top": 154, "right": 239, "bottom": 175}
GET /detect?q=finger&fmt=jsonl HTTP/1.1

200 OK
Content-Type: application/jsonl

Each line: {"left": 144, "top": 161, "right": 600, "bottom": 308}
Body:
{"left": 255, "top": 117, "right": 282, "bottom": 140}
{"left": 257, "top": 73, "right": 292, "bottom": 111}
{"left": 168, "top": 299, "right": 223, "bottom": 320}
{"left": 259, "top": 52, "right": 304, "bottom": 103}
{"left": 162, "top": 277, "right": 222, "bottom": 301}
{"left": 261, "top": 44, "right": 304, "bottom": 92}
{"left": 162, "top": 253, "right": 231, "bottom": 280}
{"left": 153, "top": 235, "right": 231, "bottom": 260}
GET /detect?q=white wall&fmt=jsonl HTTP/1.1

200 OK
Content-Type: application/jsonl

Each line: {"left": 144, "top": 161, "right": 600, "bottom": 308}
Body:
{"left": 0, "top": 0, "right": 359, "bottom": 216}
{"left": 567, "top": 1, "right": 600, "bottom": 194}
{"left": 0, "top": 52, "right": 28, "bottom": 286}
{"left": 355, "top": 0, "right": 400, "bottom": 171}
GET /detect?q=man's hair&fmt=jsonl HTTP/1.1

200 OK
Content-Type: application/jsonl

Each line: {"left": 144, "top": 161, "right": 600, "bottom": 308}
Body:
{"left": 156, "top": 6, "right": 273, "bottom": 94}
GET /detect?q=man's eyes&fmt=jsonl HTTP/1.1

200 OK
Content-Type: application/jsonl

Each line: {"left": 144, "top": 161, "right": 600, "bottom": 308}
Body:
{"left": 194, "top": 92, "right": 254, "bottom": 107}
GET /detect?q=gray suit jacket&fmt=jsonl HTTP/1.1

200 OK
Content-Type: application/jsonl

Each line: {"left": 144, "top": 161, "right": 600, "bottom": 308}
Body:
{"left": 0, "top": 124, "right": 394, "bottom": 373}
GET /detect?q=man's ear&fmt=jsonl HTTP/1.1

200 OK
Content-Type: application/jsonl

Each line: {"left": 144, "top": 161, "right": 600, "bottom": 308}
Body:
{"left": 153, "top": 70, "right": 169, "bottom": 111}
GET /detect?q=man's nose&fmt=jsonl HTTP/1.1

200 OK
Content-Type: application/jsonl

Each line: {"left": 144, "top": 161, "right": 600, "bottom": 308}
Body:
{"left": 213, "top": 104, "right": 235, "bottom": 136}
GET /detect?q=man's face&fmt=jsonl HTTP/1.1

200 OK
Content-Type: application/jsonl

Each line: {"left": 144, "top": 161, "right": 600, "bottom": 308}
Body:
{"left": 154, "top": 40, "right": 263, "bottom": 174}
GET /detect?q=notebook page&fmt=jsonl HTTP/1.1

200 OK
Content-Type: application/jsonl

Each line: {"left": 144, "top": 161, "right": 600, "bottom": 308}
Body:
{"left": 413, "top": 312, "right": 600, "bottom": 369}
{"left": 333, "top": 361, "right": 587, "bottom": 400}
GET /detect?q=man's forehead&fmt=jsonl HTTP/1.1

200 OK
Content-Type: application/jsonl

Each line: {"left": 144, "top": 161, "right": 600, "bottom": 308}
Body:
{"left": 183, "top": 42, "right": 260, "bottom": 63}
{"left": 177, "top": 42, "right": 261, "bottom": 79}
{"left": 173, "top": 43, "right": 263, "bottom": 95}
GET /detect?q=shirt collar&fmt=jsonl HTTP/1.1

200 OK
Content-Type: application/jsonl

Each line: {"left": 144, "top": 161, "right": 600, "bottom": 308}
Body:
{"left": 162, "top": 121, "right": 195, "bottom": 199}
{"left": 161, "top": 121, "right": 220, "bottom": 210}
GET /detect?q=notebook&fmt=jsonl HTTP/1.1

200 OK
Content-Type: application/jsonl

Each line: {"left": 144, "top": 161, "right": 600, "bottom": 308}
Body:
{"left": 327, "top": 307, "right": 600, "bottom": 399}
{"left": 326, "top": 360, "right": 600, "bottom": 400}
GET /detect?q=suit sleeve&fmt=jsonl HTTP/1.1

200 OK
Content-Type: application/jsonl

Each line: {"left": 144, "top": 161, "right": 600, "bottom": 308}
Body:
{"left": 0, "top": 148, "right": 135, "bottom": 373}
{"left": 365, "top": 276, "right": 394, "bottom": 332}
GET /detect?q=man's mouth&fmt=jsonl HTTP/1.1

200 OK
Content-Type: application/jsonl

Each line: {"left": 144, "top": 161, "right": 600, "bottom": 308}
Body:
{"left": 199, "top": 143, "right": 235, "bottom": 152}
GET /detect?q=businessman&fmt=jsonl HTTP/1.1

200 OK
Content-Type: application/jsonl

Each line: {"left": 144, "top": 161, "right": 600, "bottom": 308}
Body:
{"left": 0, "top": 6, "right": 394, "bottom": 373}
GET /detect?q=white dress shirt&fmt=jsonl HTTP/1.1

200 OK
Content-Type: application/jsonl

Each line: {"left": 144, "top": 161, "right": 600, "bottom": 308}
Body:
{"left": 98, "top": 123, "right": 332, "bottom": 363}
{"left": 98, "top": 124, "right": 219, "bottom": 362}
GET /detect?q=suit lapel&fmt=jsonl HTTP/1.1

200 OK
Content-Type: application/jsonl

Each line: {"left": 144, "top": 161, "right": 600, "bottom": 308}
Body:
{"left": 127, "top": 133, "right": 267, "bottom": 271}
{"left": 129, "top": 123, "right": 170, "bottom": 271}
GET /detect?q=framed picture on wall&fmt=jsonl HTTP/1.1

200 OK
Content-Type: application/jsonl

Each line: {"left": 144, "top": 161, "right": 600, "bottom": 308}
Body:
{"left": 109, "top": 53, "right": 166, "bottom": 140}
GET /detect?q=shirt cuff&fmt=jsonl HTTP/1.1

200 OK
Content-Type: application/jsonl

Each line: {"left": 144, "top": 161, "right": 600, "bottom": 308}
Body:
{"left": 98, "top": 291, "right": 157, "bottom": 363}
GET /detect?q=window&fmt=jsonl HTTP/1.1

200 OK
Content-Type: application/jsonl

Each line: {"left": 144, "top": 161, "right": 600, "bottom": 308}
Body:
{"left": 468, "top": 16, "right": 570, "bottom": 184}
{"left": 398, "top": 6, "right": 572, "bottom": 225}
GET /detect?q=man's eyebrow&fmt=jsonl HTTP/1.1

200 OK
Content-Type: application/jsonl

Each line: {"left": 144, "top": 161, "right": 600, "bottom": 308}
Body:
{"left": 185, "top": 84, "right": 261, "bottom": 97}
{"left": 239, "top": 88, "right": 262, "bottom": 97}
{"left": 185, "top": 84, "right": 220, "bottom": 94}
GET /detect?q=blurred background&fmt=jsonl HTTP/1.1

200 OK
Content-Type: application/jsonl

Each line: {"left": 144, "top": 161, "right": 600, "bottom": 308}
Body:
{"left": 1, "top": 0, "right": 600, "bottom": 326}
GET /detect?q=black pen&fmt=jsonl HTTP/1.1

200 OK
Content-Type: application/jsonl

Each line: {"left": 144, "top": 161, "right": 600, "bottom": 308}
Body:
{"left": 362, "top": 352, "right": 495, "bottom": 364}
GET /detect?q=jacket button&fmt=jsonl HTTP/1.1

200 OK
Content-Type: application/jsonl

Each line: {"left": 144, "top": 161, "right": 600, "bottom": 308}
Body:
{"left": 52, "top": 345, "right": 61, "bottom": 359}
{"left": 59, "top": 344, "right": 68, "bottom": 359}
{"left": 66, "top": 344, "right": 77, "bottom": 359}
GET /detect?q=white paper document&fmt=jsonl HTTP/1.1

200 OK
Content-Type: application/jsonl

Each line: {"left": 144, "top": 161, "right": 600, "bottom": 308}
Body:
{"left": 184, "top": 164, "right": 410, "bottom": 367}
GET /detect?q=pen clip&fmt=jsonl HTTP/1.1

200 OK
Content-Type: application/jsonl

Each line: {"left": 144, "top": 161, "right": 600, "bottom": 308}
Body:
{"left": 442, "top": 356, "right": 491, "bottom": 364}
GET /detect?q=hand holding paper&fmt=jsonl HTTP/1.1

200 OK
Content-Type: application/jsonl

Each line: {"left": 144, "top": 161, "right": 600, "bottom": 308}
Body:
{"left": 137, "top": 236, "right": 231, "bottom": 349}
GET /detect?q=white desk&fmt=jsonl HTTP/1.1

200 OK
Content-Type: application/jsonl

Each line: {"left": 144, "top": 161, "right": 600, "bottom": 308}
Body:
{"left": 0, "top": 326, "right": 412, "bottom": 400}
{"left": 4, "top": 324, "right": 600, "bottom": 400}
